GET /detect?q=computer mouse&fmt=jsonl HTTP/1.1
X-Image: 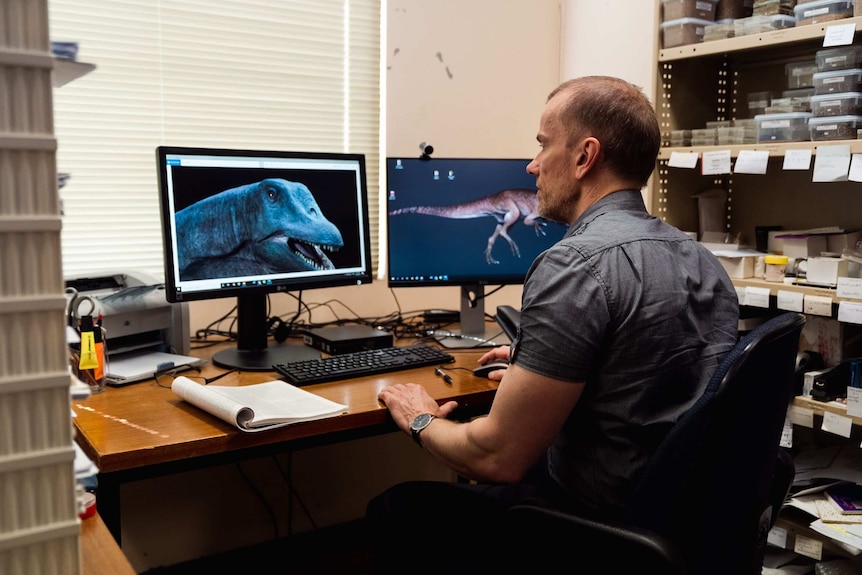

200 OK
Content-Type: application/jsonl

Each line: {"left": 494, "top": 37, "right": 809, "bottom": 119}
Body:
{"left": 473, "top": 361, "right": 509, "bottom": 379}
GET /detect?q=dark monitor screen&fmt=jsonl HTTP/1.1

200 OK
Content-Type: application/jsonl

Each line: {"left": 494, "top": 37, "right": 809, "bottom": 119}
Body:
{"left": 386, "top": 157, "right": 568, "bottom": 347}
{"left": 157, "top": 146, "right": 373, "bottom": 370}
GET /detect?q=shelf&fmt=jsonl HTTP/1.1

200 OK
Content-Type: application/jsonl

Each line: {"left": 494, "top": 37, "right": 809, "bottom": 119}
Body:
{"left": 793, "top": 394, "right": 859, "bottom": 424}
{"left": 659, "top": 17, "right": 862, "bottom": 62}
{"left": 53, "top": 58, "right": 96, "bottom": 88}
{"left": 658, "top": 139, "right": 862, "bottom": 160}
{"left": 733, "top": 277, "right": 847, "bottom": 300}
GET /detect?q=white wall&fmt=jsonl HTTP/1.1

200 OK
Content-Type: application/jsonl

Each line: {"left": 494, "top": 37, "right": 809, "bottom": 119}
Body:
{"left": 560, "top": 0, "right": 657, "bottom": 93}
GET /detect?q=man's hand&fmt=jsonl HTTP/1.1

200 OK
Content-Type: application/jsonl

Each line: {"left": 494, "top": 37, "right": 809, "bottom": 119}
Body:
{"left": 476, "top": 345, "right": 511, "bottom": 381}
{"left": 378, "top": 383, "right": 458, "bottom": 436}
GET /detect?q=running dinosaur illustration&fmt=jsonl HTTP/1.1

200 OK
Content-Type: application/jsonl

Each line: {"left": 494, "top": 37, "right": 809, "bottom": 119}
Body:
{"left": 388, "top": 188, "right": 547, "bottom": 264}
{"left": 175, "top": 178, "right": 343, "bottom": 281}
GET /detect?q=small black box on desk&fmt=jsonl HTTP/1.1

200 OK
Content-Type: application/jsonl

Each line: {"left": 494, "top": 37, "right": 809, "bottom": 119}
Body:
{"left": 303, "top": 325, "right": 393, "bottom": 355}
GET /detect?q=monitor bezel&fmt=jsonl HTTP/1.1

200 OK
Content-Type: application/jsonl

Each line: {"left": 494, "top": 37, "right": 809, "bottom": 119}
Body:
{"left": 156, "top": 145, "right": 374, "bottom": 304}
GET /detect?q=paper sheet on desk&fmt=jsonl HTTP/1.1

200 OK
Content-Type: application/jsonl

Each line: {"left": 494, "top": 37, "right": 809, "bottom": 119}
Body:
{"left": 106, "top": 350, "right": 203, "bottom": 385}
{"left": 794, "top": 445, "right": 862, "bottom": 486}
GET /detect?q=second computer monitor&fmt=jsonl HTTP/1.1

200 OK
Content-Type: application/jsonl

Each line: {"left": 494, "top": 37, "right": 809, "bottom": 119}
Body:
{"left": 386, "top": 156, "right": 568, "bottom": 347}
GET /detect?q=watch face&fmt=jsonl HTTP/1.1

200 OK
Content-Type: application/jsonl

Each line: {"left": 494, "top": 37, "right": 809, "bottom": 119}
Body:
{"left": 411, "top": 413, "right": 433, "bottom": 431}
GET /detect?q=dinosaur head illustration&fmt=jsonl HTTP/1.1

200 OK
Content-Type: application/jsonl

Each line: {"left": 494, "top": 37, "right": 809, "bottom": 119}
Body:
{"left": 175, "top": 178, "right": 344, "bottom": 280}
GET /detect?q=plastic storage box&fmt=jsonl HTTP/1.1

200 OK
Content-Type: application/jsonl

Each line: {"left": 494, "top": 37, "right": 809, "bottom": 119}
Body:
{"left": 793, "top": 0, "right": 854, "bottom": 25}
{"left": 783, "top": 87, "right": 815, "bottom": 111}
{"left": 662, "top": 0, "right": 719, "bottom": 21}
{"left": 813, "top": 69, "right": 862, "bottom": 95}
{"left": 661, "top": 17, "right": 713, "bottom": 47}
{"left": 816, "top": 46, "right": 862, "bottom": 72}
{"left": 755, "top": 112, "right": 813, "bottom": 142}
{"left": 808, "top": 115, "right": 862, "bottom": 140}
{"left": 753, "top": 0, "right": 797, "bottom": 15}
{"left": 810, "top": 92, "right": 862, "bottom": 117}
{"left": 733, "top": 14, "right": 796, "bottom": 36}
{"left": 704, "top": 19, "right": 736, "bottom": 41}
{"left": 748, "top": 90, "right": 776, "bottom": 117}
{"left": 716, "top": 0, "right": 754, "bottom": 19}
{"left": 744, "top": 14, "right": 797, "bottom": 33}
{"left": 786, "top": 61, "right": 818, "bottom": 89}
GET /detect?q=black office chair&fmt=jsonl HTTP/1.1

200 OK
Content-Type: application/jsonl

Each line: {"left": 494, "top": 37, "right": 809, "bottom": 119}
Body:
{"left": 505, "top": 312, "right": 806, "bottom": 575}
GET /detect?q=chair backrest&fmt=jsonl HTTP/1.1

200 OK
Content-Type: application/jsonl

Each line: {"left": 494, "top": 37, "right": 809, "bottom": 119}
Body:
{"left": 627, "top": 311, "right": 805, "bottom": 575}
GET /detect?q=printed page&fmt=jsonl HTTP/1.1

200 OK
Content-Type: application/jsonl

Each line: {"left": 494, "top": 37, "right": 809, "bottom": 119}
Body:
{"left": 172, "top": 376, "right": 245, "bottom": 428}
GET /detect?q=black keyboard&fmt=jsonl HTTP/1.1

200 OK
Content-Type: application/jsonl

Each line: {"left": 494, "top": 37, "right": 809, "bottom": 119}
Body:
{"left": 272, "top": 343, "right": 455, "bottom": 386}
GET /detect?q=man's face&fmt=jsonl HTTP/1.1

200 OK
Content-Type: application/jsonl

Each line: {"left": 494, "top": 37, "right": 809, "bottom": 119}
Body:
{"left": 527, "top": 93, "right": 579, "bottom": 225}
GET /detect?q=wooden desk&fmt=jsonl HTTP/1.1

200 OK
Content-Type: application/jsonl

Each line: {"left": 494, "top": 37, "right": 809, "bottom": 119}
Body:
{"left": 81, "top": 512, "right": 136, "bottom": 575}
{"left": 72, "top": 340, "right": 498, "bottom": 543}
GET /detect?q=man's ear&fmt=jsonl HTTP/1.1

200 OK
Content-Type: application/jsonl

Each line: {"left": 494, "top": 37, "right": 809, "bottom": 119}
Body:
{"left": 573, "top": 137, "right": 600, "bottom": 177}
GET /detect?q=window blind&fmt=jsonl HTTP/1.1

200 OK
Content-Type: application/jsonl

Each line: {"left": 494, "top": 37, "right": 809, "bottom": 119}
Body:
{"left": 48, "top": 0, "right": 381, "bottom": 280}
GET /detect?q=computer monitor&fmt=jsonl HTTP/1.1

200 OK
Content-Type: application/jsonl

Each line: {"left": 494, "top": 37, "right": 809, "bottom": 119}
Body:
{"left": 156, "top": 146, "right": 373, "bottom": 370}
{"left": 386, "top": 157, "right": 568, "bottom": 348}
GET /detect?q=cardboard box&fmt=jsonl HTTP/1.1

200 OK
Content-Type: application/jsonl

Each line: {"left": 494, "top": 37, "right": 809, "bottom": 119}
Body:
{"left": 806, "top": 256, "right": 849, "bottom": 285}
{"left": 827, "top": 231, "right": 862, "bottom": 254}
{"left": 776, "top": 233, "right": 828, "bottom": 259}
{"left": 717, "top": 255, "right": 755, "bottom": 278}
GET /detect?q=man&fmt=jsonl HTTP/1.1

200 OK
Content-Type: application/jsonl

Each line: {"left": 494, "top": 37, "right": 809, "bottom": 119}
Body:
{"left": 365, "top": 76, "right": 739, "bottom": 572}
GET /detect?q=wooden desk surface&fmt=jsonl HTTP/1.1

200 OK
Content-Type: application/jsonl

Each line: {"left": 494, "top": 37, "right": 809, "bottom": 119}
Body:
{"left": 80, "top": 513, "right": 136, "bottom": 575}
{"left": 72, "top": 340, "right": 498, "bottom": 474}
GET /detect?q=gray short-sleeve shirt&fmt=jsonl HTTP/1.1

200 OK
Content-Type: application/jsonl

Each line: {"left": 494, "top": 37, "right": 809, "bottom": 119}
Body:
{"left": 511, "top": 189, "right": 739, "bottom": 516}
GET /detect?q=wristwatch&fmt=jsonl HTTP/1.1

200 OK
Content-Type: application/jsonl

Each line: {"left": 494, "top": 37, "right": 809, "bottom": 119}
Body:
{"left": 410, "top": 413, "right": 436, "bottom": 446}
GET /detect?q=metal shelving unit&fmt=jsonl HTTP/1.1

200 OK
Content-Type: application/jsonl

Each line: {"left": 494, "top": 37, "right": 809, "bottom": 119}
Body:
{"left": 652, "top": 13, "right": 862, "bottom": 302}
{"left": 0, "top": 1, "right": 85, "bottom": 573}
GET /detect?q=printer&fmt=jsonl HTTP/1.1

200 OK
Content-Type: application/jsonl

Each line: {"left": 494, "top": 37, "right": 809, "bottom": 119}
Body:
{"left": 65, "top": 270, "right": 190, "bottom": 357}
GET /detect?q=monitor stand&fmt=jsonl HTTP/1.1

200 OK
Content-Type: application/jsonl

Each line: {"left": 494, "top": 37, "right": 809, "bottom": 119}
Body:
{"left": 211, "top": 294, "right": 321, "bottom": 371}
{"left": 436, "top": 285, "right": 509, "bottom": 349}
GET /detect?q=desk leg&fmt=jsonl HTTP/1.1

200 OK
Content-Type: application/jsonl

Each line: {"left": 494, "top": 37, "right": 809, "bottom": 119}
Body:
{"left": 96, "top": 472, "right": 122, "bottom": 545}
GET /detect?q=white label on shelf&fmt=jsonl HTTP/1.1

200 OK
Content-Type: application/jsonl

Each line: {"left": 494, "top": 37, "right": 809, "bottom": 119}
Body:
{"left": 846, "top": 387, "right": 862, "bottom": 418}
{"left": 777, "top": 290, "right": 804, "bottom": 312}
{"left": 804, "top": 294, "right": 833, "bottom": 316}
{"left": 733, "top": 150, "right": 769, "bottom": 174}
{"left": 701, "top": 149, "right": 731, "bottom": 175}
{"left": 768, "top": 525, "right": 788, "bottom": 549}
{"left": 813, "top": 144, "right": 851, "bottom": 182}
{"left": 823, "top": 23, "right": 856, "bottom": 47}
{"left": 837, "top": 277, "right": 862, "bottom": 299}
{"left": 794, "top": 534, "right": 822, "bottom": 561}
{"left": 668, "top": 151, "right": 698, "bottom": 169}
{"left": 744, "top": 286, "right": 770, "bottom": 308}
{"left": 850, "top": 154, "right": 862, "bottom": 183}
{"left": 784, "top": 149, "right": 812, "bottom": 170}
{"left": 838, "top": 301, "right": 862, "bottom": 324}
{"left": 822, "top": 410, "right": 852, "bottom": 438}
{"left": 790, "top": 405, "right": 814, "bottom": 429}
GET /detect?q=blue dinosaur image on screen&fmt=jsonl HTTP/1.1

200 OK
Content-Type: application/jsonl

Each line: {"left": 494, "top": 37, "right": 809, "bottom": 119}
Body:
{"left": 156, "top": 146, "right": 373, "bottom": 371}
{"left": 175, "top": 178, "right": 344, "bottom": 281}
